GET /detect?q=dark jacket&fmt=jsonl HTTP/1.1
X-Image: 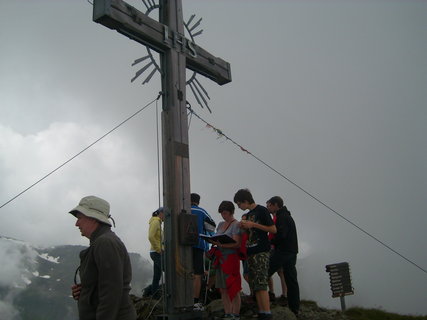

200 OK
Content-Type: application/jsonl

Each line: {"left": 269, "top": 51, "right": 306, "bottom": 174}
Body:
{"left": 78, "top": 224, "right": 136, "bottom": 320}
{"left": 271, "top": 206, "right": 298, "bottom": 254}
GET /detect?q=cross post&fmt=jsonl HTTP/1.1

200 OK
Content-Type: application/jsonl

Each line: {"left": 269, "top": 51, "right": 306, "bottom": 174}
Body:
{"left": 92, "top": 0, "right": 231, "bottom": 318}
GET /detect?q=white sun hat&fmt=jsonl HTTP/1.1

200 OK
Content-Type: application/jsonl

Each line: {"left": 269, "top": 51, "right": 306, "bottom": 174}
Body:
{"left": 69, "top": 195, "right": 113, "bottom": 226}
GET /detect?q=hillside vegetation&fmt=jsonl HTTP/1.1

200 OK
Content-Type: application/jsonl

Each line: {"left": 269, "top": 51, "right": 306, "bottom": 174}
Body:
{"left": 345, "top": 307, "right": 427, "bottom": 320}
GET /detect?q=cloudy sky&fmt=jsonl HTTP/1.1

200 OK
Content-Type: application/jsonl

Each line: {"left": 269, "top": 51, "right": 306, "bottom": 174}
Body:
{"left": 1, "top": 0, "right": 426, "bottom": 315}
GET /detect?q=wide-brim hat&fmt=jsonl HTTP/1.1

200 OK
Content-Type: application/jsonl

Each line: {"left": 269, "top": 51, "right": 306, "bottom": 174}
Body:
{"left": 69, "top": 195, "right": 112, "bottom": 226}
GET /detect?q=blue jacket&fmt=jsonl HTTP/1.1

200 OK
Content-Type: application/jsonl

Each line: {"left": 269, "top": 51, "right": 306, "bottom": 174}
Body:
{"left": 191, "top": 205, "right": 213, "bottom": 251}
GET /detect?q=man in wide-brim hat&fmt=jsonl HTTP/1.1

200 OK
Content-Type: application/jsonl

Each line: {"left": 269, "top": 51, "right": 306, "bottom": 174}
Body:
{"left": 69, "top": 195, "right": 137, "bottom": 320}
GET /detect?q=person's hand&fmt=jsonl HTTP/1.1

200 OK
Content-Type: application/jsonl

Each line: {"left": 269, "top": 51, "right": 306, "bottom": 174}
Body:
{"left": 211, "top": 240, "right": 221, "bottom": 247}
{"left": 71, "top": 284, "right": 81, "bottom": 301}
{"left": 240, "top": 220, "right": 253, "bottom": 229}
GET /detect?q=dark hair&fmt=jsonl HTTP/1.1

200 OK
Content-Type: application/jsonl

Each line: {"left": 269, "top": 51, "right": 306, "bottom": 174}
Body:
{"left": 266, "top": 196, "right": 284, "bottom": 208}
{"left": 218, "top": 200, "right": 235, "bottom": 214}
{"left": 233, "top": 188, "right": 254, "bottom": 204}
{"left": 152, "top": 207, "right": 164, "bottom": 217}
{"left": 191, "top": 193, "right": 200, "bottom": 204}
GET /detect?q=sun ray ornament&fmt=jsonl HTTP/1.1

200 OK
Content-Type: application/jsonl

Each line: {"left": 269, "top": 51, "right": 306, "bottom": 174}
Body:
{"left": 131, "top": 0, "right": 212, "bottom": 112}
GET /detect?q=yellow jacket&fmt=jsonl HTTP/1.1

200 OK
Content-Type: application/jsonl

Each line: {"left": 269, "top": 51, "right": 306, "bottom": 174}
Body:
{"left": 148, "top": 216, "right": 163, "bottom": 253}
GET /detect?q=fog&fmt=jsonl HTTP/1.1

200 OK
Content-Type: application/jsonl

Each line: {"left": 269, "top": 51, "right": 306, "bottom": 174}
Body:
{"left": 1, "top": 0, "right": 426, "bottom": 315}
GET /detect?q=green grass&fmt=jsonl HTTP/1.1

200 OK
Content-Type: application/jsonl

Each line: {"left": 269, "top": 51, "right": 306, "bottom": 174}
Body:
{"left": 345, "top": 307, "right": 427, "bottom": 320}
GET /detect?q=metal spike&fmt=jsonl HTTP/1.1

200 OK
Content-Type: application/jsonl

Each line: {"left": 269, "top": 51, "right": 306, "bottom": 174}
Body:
{"left": 189, "top": 82, "right": 203, "bottom": 109}
{"left": 191, "top": 29, "right": 203, "bottom": 38}
{"left": 132, "top": 55, "right": 150, "bottom": 66}
{"left": 186, "top": 14, "right": 195, "bottom": 27}
{"left": 141, "top": 0, "right": 150, "bottom": 10}
{"left": 189, "top": 17, "right": 202, "bottom": 32}
{"left": 146, "top": 49, "right": 161, "bottom": 72}
{"left": 143, "top": 68, "right": 157, "bottom": 84}
{"left": 193, "top": 80, "right": 211, "bottom": 112}
{"left": 186, "top": 73, "right": 196, "bottom": 86}
{"left": 131, "top": 61, "right": 154, "bottom": 82}
{"left": 194, "top": 77, "right": 210, "bottom": 100}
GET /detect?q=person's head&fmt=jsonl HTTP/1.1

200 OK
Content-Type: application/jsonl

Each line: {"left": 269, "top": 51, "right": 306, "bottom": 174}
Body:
{"left": 233, "top": 188, "right": 254, "bottom": 210}
{"left": 74, "top": 212, "right": 100, "bottom": 238}
{"left": 69, "top": 195, "right": 112, "bottom": 238}
{"left": 241, "top": 213, "right": 248, "bottom": 220}
{"left": 152, "top": 207, "right": 165, "bottom": 221}
{"left": 218, "top": 200, "right": 235, "bottom": 221}
{"left": 266, "top": 196, "right": 284, "bottom": 214}
{"left": 191, "top": 193, "right": 200, "bottom": 205}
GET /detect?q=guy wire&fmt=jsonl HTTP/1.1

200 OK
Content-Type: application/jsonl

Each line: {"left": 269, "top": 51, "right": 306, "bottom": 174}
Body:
{"left": 0, "top": 95, "right": 161, "bottom": 210}
{"left": 186, "top": 103, "right": 427, "bottom": 275}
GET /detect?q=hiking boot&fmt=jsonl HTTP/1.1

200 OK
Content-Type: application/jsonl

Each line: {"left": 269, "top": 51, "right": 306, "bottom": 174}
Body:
{"left": 142, "top": 285, "right": 152, "bottom": 297}
{"left": 193, "top": 302, "right": 205, "bottom": 311}
{"left": 279, "top": 295, "right": 288, "bottom": 306}
{"left": 258, "top": 313, "right": 273, "bottom": 320}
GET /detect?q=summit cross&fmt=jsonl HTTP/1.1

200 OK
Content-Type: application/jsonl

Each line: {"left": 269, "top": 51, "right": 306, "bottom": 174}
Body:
{"left": 92, "top": 0, "right": 231, "bottom": 318}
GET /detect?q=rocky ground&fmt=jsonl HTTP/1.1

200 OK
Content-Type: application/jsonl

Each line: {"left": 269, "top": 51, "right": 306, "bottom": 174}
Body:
{"left": 131, "top": 294, "right": 348, "bottom": 320}
{"left": 292, "top": 300, "right": 348, "bottom": 320}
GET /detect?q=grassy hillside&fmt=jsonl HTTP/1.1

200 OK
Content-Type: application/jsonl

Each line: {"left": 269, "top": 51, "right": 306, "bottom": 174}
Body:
{"left": 346, "top": 307, "right": 427, "bottom": 320}
{"left": 296, "top": 300, "right": 427, "bottom": 320}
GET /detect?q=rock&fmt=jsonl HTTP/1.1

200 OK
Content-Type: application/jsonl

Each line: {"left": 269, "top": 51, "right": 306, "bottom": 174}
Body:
{"left": 271, "top": 306, "right": 297, "bottom": 320}
{"left": 130, "top": 294, "right": 348, "bottom": 320}
{"left": 297, "top": 300, "right": 348, "bottom": 320}
{"left": 205, "top": 299, "right": 225, "bottom": 314}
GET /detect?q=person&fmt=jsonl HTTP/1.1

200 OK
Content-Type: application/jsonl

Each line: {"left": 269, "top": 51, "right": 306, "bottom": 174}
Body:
{"left": 268, "top": 209, "right": 287, "bottom": 304}
{"left": 69, "top": 195, "right": 137, "bottom": 320}
{"left": 191, "top": 193, "right": 214, "bottom": 310}
{"left": 234, "top": 189, "right": 276, "bottom": 320}
{"left": 240, "top": 214, "right": 251, "bottom": 296}
{"left": 144, "top": 207, "right": 164, "bottom": 298}
{"left": 208, "top": 201, "right": 242, "bottom": 320}
{"left": 266, "top": 196, "right": 300, "bottom": 316}
{"left": 268, "top": 269, "right": 287, "bottom": 305}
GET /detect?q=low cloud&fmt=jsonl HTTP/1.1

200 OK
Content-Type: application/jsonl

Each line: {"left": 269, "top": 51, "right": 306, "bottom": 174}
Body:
{"left": 0, "top": 238, "right": 38, "bottom": 288}
{"left": 0, "top": 298, "right": 20, "bottom": 320}
{"left": 0, "top": 237, "right": 39, "bottom": 320}
{"left": 0, "top": 123, "right": 160, "bottom": 254}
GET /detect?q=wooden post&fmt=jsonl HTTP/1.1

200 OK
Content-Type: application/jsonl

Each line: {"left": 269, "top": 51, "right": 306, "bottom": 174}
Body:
{"left": 340, "top": 295, "right": 346, "bottom": 312}
{"left": 159, "top": 0, "right": 193, "bottom": 314}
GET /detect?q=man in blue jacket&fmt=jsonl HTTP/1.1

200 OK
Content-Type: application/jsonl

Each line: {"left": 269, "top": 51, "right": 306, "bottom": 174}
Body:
{"left": 191, "top": 193, "right": 214, "bottom": 311}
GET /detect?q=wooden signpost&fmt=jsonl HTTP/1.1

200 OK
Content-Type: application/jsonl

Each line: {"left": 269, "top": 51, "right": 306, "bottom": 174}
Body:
{"left": 326, "top": 262, "right": 354, "bottom": 311}
{"left": 92, "top": 0, "right": 231, "bottom": 318}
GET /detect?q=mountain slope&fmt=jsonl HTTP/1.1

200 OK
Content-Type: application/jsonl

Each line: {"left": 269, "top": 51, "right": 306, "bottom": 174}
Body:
{"left": 0, "top": 236, "right": 151, "bottom": 320}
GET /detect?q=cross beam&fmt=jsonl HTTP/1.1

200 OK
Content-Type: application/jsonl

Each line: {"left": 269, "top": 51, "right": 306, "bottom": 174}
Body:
{"left": 92, "top": 0, "right": 231, "bottom": 318}
{"left": 94, "top": 0, "right": 232, "bottom": 85}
